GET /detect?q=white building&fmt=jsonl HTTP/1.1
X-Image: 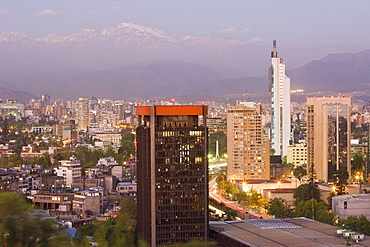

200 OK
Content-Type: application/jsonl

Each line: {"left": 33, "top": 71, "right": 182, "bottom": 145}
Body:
{"left": 287, "top": 142, "right": 307, "bottom": 167}
{"left": 55, "top": 156, "right": 82, "bottom": 186}
{"left": 332, "top": 193, "right": 370, "bottom": 220}
{"left": 269, "top": 40, "right": 291, "bottom": 157}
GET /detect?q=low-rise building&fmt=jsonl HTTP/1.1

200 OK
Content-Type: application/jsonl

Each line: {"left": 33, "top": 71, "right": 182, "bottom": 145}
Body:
{"left": 73, "top": 191, "right": 101, "bottom": 217}
{"left": 332, "top": 193, "right": 370, "bottom": 220}
{"left": 33, "top": 193, "right": 74, "bottom": 210}
{"left": 55, "top": 156, "right": 81, "bottom": 186}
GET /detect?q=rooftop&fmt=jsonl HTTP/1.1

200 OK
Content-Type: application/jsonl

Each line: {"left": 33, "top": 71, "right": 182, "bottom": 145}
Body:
{"left": 210, "top": 218, "right": 370, "bottom": 247}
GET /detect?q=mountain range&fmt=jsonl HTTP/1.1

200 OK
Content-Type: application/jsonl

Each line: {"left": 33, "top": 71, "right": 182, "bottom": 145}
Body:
{"left": 0, "top": 23, "right": 369, "bottom": 102}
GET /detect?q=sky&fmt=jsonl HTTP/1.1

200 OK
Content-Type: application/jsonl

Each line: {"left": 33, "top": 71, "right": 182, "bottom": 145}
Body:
{"left": 1, "top": 0, "right": 370, "bottom": 48}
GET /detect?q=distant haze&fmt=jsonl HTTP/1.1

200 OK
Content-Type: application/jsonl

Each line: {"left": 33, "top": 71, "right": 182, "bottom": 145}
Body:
{"left": 0, "top": 23, "right": 370, "bottom": 100}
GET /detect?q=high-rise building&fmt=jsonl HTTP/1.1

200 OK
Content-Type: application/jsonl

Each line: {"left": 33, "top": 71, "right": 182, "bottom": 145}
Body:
{"left": 227, "top": 102, "right": 270, "bottom": 181}
{"left": 268, "top": 40, "right": 291, "bottom": 157}
{"left": 306, "top": 97, "right": 351, "bottom": 182}
{"left": 136, "top": 105, "right": 209, "bottom": 246}
{"left": 76, "top": 97, "right": 90, "bottom": 131}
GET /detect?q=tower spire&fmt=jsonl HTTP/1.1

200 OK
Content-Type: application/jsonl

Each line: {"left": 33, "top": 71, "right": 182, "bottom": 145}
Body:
{"left": 271, "top": 39, "right": 277, "bottom": 58}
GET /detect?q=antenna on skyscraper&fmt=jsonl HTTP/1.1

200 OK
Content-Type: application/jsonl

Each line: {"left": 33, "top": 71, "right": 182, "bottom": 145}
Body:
{"left": 271, "top": 39, "right": 277, "bottom": 58}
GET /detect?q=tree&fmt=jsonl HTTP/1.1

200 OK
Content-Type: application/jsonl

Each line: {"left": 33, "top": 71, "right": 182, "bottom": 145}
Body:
{"left": 8, "top": 153, "right": 22, "bottom": 166}
{"left": 111, "top": 196, "right": 137, "bottom": 246}
{"left": 208, "top": 131, "right": 227, "bottom": 157}
{"left": 0, "top": 193, "right": 32, "bottom": 246}
{"left": 333, "top": 168, "right": 349, "bottom": 195}
{"left": 93, "top": 196, "right": 137, "bottom": 247}
{"left": 292, "top": 165, "right": 307, "bottom": 181}
{"left": 0, "top": 192, "right": 67, "bottom": 247}
{"left": 265, "top": 198, "right": 293, "bottom": 218}
{"left": 294, "top": 199, "right": 335, "bottom": 225}
{"left": 73, "top": 223, "right": 98, "bottom": 246}
{"left": 38, "top": 153, "right": 52, "bottom": 168}
{"left": 340, "top": 215, "right": 370, "bottom": 235}
{"left": 293, "top": 183, "right": 321, "bottom": 206}
{"left": 352, "top": 152, "right": 364, "bottom": 173}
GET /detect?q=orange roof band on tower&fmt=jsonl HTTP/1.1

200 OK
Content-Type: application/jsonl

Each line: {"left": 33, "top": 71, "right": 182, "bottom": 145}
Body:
{"left": 136, "top": 105, "right": 208, "bottom": 116}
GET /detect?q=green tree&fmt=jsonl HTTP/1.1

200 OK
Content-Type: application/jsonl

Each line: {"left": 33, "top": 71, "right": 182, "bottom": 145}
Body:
{"left": 352, "top": 152, "right": 364, "bottom": 173}
{"left": 8, "top": 153, "right": 22, "bottom": 166}
{"left": 38, "top": 153, "right": 52, "bottom": 168}
{"left": 293, "top": 183, "right": 321, "bottom": 206}
{"left": 265, "top": 197, "right": 293, "bottom": 218}
{"left": 111, "top": 196, "right": 137, "bottom": 246}
{"left": 340, "top": 215, "right": 370, "bottom": 235}
{"left": 333, "top": 168, "right": 349, "bottom": 195}
{"left": 0, "top": 193, "right": 68, "bottom": 247}
{"left": 0, "top": 193, "right": 32, "bottom": 246}
{"left": 93, "top": 196, "right": 137, "bottom": 247}
{"left": 119, "top": 140, "right": 135, "bottom": 160}
{"left": 208, "top": 131, "right": 227, "bottom": 157}
{"left": 73, "top": 223, "right": 98, "bottom": 246}
{"left": 294, "top": 199, "right": 335, "bottom": 225}
{"left": 292, "top": 165, "right": 307, "bottom": 181}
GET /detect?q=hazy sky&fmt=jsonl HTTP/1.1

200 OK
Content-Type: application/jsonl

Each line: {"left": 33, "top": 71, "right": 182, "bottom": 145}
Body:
{"left": 1, "top": 0, "right": 370, "bottom": 49}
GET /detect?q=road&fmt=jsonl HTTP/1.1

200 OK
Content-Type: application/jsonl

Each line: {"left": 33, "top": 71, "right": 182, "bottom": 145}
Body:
{"left": 209, "top": 176, "right": 269, "bottom": 219}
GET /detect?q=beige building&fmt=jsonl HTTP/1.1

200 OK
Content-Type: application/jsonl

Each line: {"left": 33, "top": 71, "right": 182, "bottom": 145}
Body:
{"left": 307, "top": 97, "right": 351, "bottom": 182}
{"left": 94, "top": 132, "right": 121, "bottom": 145}
{"left": 227, "top": 102, "right": 270, "bottom": 181}
{"left": 287, "top": 142, "right": 307, "bottom": 166}
{"left": 76, "top": 97, "right": 90, "bottom": 131}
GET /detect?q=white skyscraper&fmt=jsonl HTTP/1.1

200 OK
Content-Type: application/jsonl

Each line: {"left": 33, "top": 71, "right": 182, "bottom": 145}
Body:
{"left": 269, "top": 40, "right": 291, "bottom": 157}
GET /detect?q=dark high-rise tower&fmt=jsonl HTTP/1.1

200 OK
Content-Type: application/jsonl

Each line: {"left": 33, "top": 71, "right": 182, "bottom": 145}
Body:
{"left": 136, "top": 105, "right": 209, "bottom": 246}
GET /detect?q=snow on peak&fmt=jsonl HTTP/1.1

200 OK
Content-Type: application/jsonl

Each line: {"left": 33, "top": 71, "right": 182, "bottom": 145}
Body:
{"left": 115, "top": 23, "right": 166, "bottom": 38}
{"left": 0, "top": 31, "right": 31, "bottom": 41}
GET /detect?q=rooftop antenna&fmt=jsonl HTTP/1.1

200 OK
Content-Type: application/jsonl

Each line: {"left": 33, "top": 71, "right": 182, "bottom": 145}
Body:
{"left": 271, "top": 39, "right": 277, "bottom": 58}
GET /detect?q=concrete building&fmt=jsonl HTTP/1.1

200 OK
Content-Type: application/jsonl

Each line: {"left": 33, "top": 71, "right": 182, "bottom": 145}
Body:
{"left": 306, "top": 97, "right": 351, "bottom": 182}
{"left": 73, "top": 190, "right": 101, "bottom": 217}
{"left": 93, "top": 132, "right": 121, "bottom": 145}
{"left": 268, "top": 40, "right": 291, "bottom": 157}
{"left": 76, "top": 97, "right": 90, "bottom": 131}
{"left": 227, "top": 102, "right": 270, "bottom": 181}
{"left": 55, "top": 156, "right": 82, "bottom": 186}
{"left": 332, "top": 193, "right": 370, "bottom": 220}
{"left": 116, "top": 181, "right": 137, "bottom": 198}
{"left": 287, "top": 142, "right": 307, "bottom": 167}
{"left": 136, "top": 105, "right": 209, "bottom": 246}
{"left": 33, "top": 193, "right": 74, "bottom": 210}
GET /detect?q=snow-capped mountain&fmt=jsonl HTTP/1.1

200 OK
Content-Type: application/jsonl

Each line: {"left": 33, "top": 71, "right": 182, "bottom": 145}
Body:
{"left": 34, "top": 23, "right": 179, "bottom": 44}
{"left": 0, "top": 23, "right": 367, "bottom": 100}
{"left": 0, "top": 31, "right": 32, "bottom": 42}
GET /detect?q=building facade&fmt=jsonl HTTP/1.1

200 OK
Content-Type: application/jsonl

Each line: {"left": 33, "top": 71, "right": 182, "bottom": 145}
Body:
{"left": 287, "top": 142, "right": 307, "bottom": 167}
{"left": 268, "top": 40, "right": 291, "bottom": 157}
{"left": 226, "top": 102, "right": 270, "bottom": 181}
{"left": 136, "top": 105, "right": 209, "bottom": 246}
{"left": 306, "top": 97, "right": 351, "bottom": 182}
{"left": 55, "top": 156, "right": 82, "bottom": 186}
{"left": 76, "top": 97, "right": 90, "bottom": 131}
